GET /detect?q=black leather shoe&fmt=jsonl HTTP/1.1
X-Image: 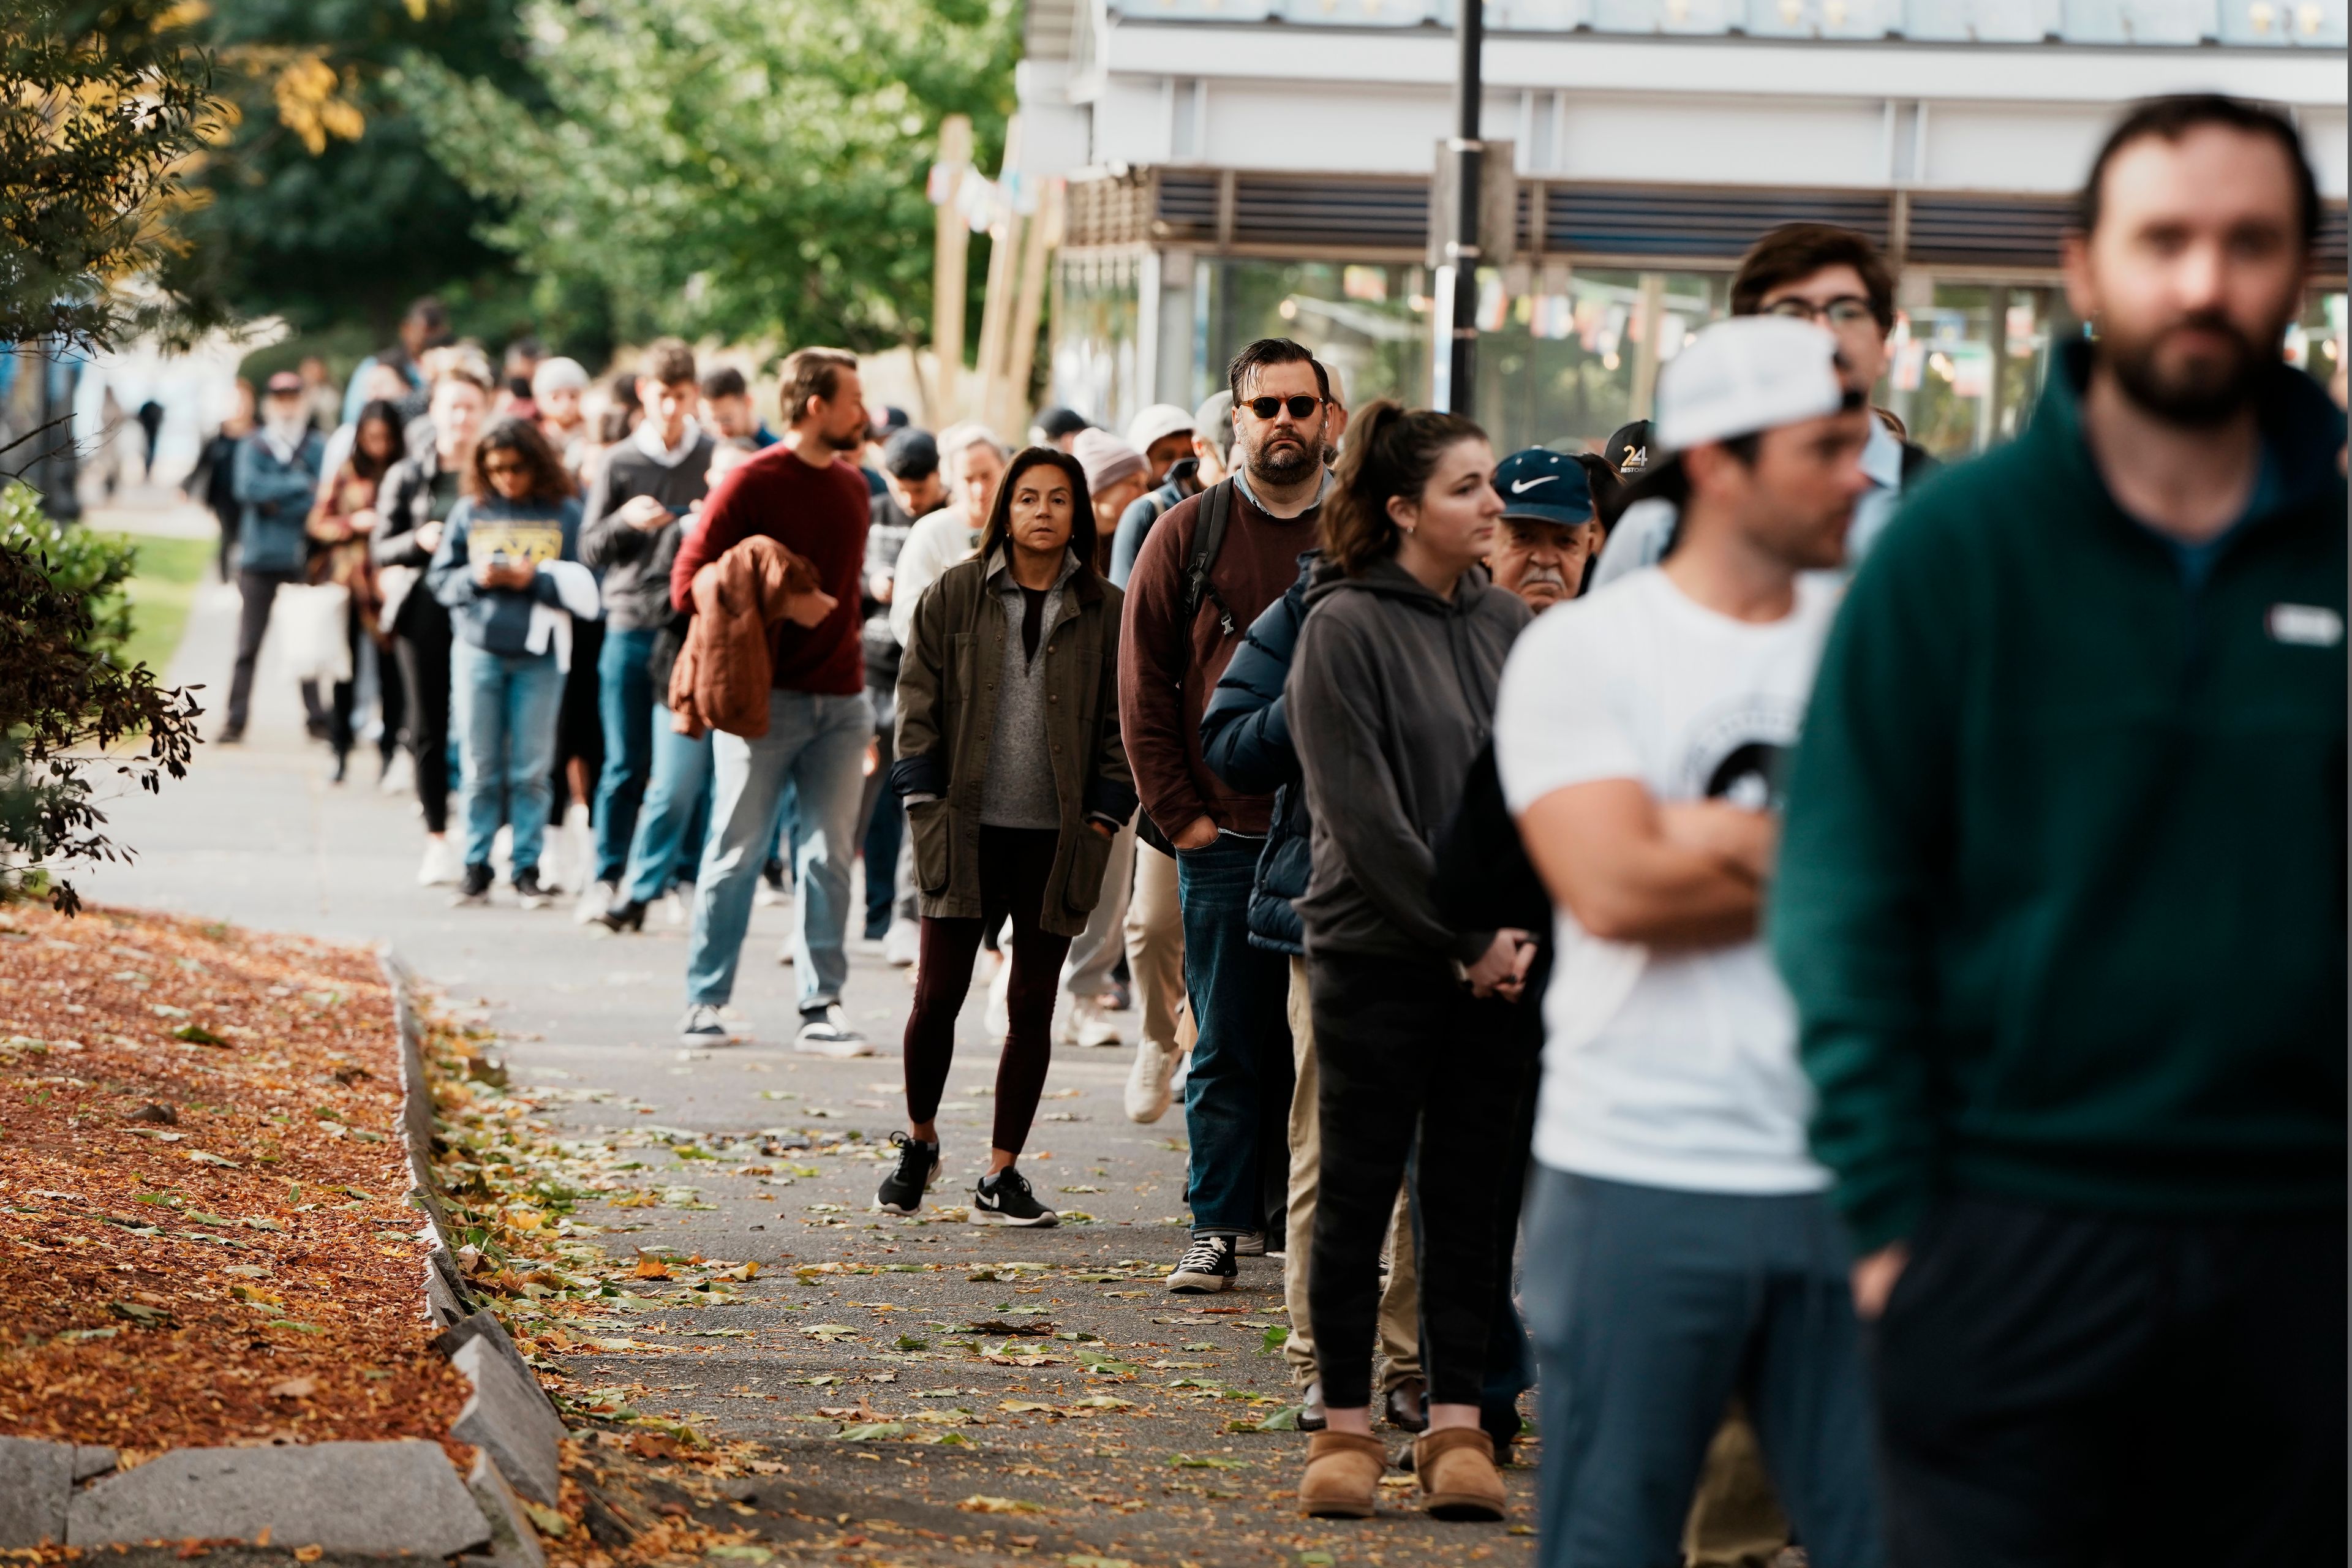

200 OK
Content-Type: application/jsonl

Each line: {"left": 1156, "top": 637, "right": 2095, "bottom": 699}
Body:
{"left": 1384, "top": 1376, "right": 1428, "bottom": 1433}
{"left": 1298, "top": 1379, "right": 1328, "bottom": 1432}
{"left": 594, "top": 900, "right": 646, "bottom": 932}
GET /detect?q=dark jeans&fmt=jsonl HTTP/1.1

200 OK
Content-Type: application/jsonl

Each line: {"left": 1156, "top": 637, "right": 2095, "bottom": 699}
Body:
{"left": 1481, "top": 954, "right": 1547, "bottom": 1426}
{"left": 317, "top": 608, "right": 401, "bottom": 763}
{"left": 902, "top": 826, "right": 1073, "bottom": 1156}
{"left": 1871, "top": 1195, "right": 2346, "bottom": 1568}
{"left": 593, "top": 625, "right": 658, "bottom": 883}
{"left": 1176, "top": 832, "right": 1294, "bottom": 1236}
{"left": 227, "top": 567, "right": 300, "bottom": 731}
{"left": 392, "top": 601, "right": 452, "bottom": 835}
{"left": 552, "top": 615, "right": 603, "bottom": 820}
{"left": 1521, "top": 1170, "right": 1883, "bottom": 1568}
{"left": 859, "top": 684, "right": 902, "bottom": 937}
{"left": 1307, "top": 948, "right": 1521, "bottom": 1410}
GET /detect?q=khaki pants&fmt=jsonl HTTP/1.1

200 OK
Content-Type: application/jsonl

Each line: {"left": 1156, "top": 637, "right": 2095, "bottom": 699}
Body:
{"left": 1281, "top": 956, "right": 1420, "bottom": 1392}
{"left": 1683, "top": 1404, "right": 1793, "bottom": 1566}
{"left": 1124, "top": 842, "right": 1194, "bottom": 1054}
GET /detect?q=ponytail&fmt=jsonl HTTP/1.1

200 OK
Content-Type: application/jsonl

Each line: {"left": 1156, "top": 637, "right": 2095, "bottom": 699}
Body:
{"left": 1320, "top": 400, "right": 1485, "bottom": 576}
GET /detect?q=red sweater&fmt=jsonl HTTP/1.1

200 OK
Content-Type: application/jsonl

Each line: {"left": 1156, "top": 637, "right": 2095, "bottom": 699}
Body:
{"left": 670, "top": 443, "right": 870, "bottom": 696}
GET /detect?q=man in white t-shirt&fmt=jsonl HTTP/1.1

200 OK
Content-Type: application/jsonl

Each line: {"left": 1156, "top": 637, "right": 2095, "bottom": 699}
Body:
{"left": 1493, "top": 316, "right": 1883, "bottom": 1568}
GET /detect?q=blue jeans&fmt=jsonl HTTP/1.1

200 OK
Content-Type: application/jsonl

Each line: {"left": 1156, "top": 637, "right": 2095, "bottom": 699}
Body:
{"left": 1176, "top": 832, "right": 1295, "bottom": 1235}
{"left": 685, "top": 688, "right": 873, "bottom": 1012}
{"left": 451, "top": 643, "right": 565, "bottom": 873}
{"left": 1520, "top": 1169, "right": 1884, "bottom": 1568}
{"left": 620, "top": 701, "right": 714, "bottom": 905}
{"left": 593, "top": 625, "right": 658, "bottom": 884}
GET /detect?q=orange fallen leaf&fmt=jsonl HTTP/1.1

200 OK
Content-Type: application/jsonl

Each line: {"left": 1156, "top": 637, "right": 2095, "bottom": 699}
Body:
{"left": 635, "top": 1257, "right": 671, "bottom": 1280}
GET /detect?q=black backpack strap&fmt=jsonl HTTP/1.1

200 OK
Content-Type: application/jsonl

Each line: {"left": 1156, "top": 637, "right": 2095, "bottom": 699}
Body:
{"left": 1182, "top": 478, "right": 1238, "bottom": 638}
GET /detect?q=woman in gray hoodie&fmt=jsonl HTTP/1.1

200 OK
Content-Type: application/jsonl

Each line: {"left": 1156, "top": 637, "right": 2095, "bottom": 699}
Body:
{"left": 1286, "top": 402, "right": 1535, "bottom": 1524}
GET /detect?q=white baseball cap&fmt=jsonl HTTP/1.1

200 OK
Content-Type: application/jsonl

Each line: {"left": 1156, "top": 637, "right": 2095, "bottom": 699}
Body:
{"left": 1125, "top": 402, "right": 1197, "bottom": 453}
{"left": 1654, "top": 316, "right": 1846, "bottom": 453}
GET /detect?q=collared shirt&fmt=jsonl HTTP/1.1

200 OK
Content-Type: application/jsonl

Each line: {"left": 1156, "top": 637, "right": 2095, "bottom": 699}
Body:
{"left": 1841, "top": 415, "right": 1909, "bottom": 560}
{"left": 1233, "top": 463, "right": 1335, "bottom": 520}
{"left": 635, "top": 416, "right": 704, "bottom": 469}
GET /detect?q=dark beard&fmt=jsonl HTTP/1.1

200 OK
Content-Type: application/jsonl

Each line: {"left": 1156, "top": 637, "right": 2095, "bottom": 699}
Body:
{"left": 1246, "top": 436, "right": 1319, "bottom": 488}
{"left": 2101, "top": 311, "right": 2267, "bottom": 428}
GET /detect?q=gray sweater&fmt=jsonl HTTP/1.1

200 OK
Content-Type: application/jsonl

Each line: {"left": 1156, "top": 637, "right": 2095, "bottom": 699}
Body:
{"left": 580, "top": 433, "right": 717, "bottom": 630}
{"left": 977, "top": 549, "right": 1074, "bottom": 829}
{"left": 1288, "top": 557, "right": 1532, "bottom": 963}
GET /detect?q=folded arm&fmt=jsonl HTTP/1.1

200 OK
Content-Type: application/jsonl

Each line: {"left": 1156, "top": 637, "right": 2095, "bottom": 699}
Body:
{"left": 1517, "top": 780, "right": 1765, "bottom": 948}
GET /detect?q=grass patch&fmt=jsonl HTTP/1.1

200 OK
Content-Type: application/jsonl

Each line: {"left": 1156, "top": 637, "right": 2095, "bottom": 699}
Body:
{"left": 112, "top": 531, "right": 215, "bottom": 678}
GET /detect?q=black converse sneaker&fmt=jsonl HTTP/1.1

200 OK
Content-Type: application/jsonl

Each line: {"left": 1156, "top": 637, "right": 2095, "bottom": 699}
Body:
{"left": 1166, "top": 1232, "right": 1237, "bottom": 1294}
{"left": 451, "top": 862, "right": 494, "bottom": 907}
{"left": 969, "top": 1166, "right": 1058, "bottom": 1227}
{"left": 873, "top": 1133, "right": 940, "bottom": 1215}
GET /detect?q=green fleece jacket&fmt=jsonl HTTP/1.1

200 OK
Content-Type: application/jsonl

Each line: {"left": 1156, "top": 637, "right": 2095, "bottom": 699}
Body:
{"left": 1774, "top": 344, "right": 2348, "bottom": 1253}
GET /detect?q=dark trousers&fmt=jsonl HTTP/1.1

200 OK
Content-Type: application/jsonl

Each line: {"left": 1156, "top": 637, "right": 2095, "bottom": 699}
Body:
{"left": 552, "top": 615, "right": 603, "bottom": 820}
{"left": 1872, "top": 1195, "right": 2346, "bottom": 1568}
{"left": 227, "top": 568, "right": 300, "bottom": 731}
{"left": 859, "top": 684, "right": 903, "bottom": 937}
{"left": 392, "top": 601, "right": 452, "bottom": 835}
{"left": 1308, "top": 949, "right": 1522, "bottom": 1409}
{"left": 315, "top": 607, "right": 401, "bottom": 764}
{"left": 1481, "top": 959, "right": 1547, "bottom": 1425}
{"left": 902, "top": 826, "right": 1074, "bottom": 1156}
{"left": 1176, "top": 833, "right": 1294, "bottom": 1235}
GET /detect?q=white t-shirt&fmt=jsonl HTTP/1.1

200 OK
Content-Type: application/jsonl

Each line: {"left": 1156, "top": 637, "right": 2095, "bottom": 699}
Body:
{"left": 1492, "top": 567, "right": 1841, "bottom": 1194}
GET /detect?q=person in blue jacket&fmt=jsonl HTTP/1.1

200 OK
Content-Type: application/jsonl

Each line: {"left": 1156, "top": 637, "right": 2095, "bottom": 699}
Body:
{"left": 426, "top": 417, "right": 595, "bottom": 909}
{"left": 222, "top": 371, "right": 326, "bottom": 741}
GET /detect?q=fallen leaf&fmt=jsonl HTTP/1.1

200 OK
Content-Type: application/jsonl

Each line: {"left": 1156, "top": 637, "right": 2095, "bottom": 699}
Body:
{"left": 172, "top": 1023, "right": 231, "bottom": 1047}
{"left": 633, "top": 1257, "right": 671, "bottom": 1280}
{"left": 958, "top": 1496, "right": 1044, "bottom": 1515}
{"left": 835, "top": 1422, "right": 906, "bottom": 1441}
{"left": 266, "top": 1378, "right": 316, "bottom": 1400}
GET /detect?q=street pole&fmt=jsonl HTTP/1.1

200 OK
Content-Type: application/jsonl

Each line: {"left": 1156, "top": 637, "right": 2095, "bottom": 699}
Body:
{"left": 1431, "top": 0, "right": 1482, "bottom": 416}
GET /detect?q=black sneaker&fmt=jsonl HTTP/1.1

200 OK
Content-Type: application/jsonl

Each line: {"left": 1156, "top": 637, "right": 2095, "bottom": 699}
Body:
{"left": 1167, "top": 1232, "right": 1237, "bottom": 1294}
{"left": 874, "top": 1132, "right": 940, "bottom": 1215}
{"left": 513, "top": 867, "right": 557, "bottom": 910}
{"left": 968, "top": 1166, "right": 1058, "bottom": 1227}
{"left": 451, "top": 863, "right": 493, "bottom": 906}
{"left": 595, "top": 899, "right": 646, "bottom": 933}
{"left": 761, "top": 858, "right": 788, "bottom": 893}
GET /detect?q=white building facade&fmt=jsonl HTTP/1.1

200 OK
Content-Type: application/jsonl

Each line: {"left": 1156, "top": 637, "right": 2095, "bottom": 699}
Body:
{"left": 1018, "top": 0, "right": 2348, "bottom": 456}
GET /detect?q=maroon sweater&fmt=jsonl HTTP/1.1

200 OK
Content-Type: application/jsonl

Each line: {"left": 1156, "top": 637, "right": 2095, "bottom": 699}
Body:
{"left": 670, "top": 442, "right": 870, "bottom": 696}
{"left": 1118, "top": 481, "right": 1321, "bottom": 839}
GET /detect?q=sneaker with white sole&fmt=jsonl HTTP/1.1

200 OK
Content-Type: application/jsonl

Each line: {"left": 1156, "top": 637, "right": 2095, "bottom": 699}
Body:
{"left": 874, "top": 1132, "right": 940, "bottom": 1215}
{"left": 660, "top": 886, "right": 692, "bottom": 927}
{"left": 1167, "top": 1232, "right": 1237, "bottom": 1293}
{"left": 513, "top": 867, "right": 558, "bottom": 910}
{"left": 451, "top": 862, "right": 494, "bottom": 907}
{"left": 969, "top": 1166, "right": 1058, "bottom": 1227}
{"left": 678, "top": 1005, "right": 744, "bottom": 1047}
{"left": 575, "top": 878, "right": 618, "bottom": 925}
{"left": 882, "top": 919, "right": 921, "bottom": 967}
{"left": 1057, "top": 996, "right": 1125, "bottom": 1049}
{"left": 1234, "top": 1231, "right": 1267, "bottom": 1258}
{"left": 794, "top": 1004, "right": 872, "bottom": 1057}
{"left": 1125, "top": 1036, "right": 1180, "bottom": 1123}
{"left": 417, "top": 835, "right": 460, "bottom": 888}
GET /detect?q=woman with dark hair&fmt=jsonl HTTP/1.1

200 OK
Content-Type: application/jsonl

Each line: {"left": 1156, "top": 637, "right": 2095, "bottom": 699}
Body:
{"left": 876, "top": 447, "right": 1137, "bottom": 1227}
{"left": 307, "top": 399, "right": 407, "bottom": 783}
{"left": 1286, "top": 401, "right": 1536, "bottom": 1523}
{"left": 425, "top": 417, "right": 595, "bottom": 908}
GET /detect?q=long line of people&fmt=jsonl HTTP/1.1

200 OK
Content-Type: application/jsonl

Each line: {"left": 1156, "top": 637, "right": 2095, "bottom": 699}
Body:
{"left": 203, "top": 91, "right": 2343, "bottom": 1564}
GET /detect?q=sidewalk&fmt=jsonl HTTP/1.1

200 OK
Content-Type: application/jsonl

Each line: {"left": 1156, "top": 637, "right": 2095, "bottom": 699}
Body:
{"left": 67, "top": 557, "right": 1541, "bottom": 1564}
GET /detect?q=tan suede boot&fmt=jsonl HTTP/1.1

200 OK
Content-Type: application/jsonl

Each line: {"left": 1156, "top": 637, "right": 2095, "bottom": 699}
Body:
{"left": 1415, "top": 1427, "right": 1507, "bottom": 1521}
{"left": 1297, "top": 1431, "right": 1389, "bottom": 1518}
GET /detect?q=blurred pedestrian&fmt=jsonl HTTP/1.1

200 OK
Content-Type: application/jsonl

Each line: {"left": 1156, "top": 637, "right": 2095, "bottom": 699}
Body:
{"left": 534, "top": 356, "right": 592, "bottom": 473}
{"left": 1110, "top": 392, "right": 1226, "bottom": 588}
{"left": 185, "top": 378, "right": 255, "bottom": 581}
{"left": 296, "top": 356, "right": 339, "bottom": 434}
{"left": 342, "top": 297, "right": 449, "bottom": 426}
{"left": 859, "top": 428, "right": 943, "bottom": 944}
{"left": 1126, "top": 404, "right": 1199, "bottom": 488}
{"left": 701, "top": 365, "right": 777, "bottom": 449}
{"left": 221, "top": 372, "right": 327, "bottom": 743}
{"left": 305, "top": 398, "right": 407, "bottom": 783}
{"left": 1031, "top": 406, "right": 1090, "bottom": 453}
{"left": 1073, "top": 429, "right": 1148, "bottom": 575}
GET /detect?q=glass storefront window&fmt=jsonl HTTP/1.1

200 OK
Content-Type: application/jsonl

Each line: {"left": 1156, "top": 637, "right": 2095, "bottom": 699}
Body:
{"left": 1196, "top": 258, "right": 1431, "bottom": 416}
{"left": 1050, "top": 255, "right": 1143, "bottom": 431}
{"left": 1884, "top": 283, "right": 2078, "bottom": 460}
{"left": 1474, "top": 267, "right": 1730, "bottom": 454}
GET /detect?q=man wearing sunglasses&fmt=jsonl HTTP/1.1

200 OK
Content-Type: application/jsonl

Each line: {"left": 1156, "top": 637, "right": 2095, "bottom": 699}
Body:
{"left": 1591, "top": 224, "right": 1936, "bottom": 589}
{"left": 1121, "top": 336, "right": 1335, "bottom": 1294}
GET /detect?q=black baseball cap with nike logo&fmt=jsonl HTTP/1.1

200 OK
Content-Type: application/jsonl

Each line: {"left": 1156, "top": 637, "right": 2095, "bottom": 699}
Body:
{"left": 1491, "top": 448, "right": 1596, "bottom": 527}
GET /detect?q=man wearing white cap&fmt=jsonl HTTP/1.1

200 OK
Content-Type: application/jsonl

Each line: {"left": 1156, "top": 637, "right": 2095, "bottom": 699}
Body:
{"left": 1125, "top": 404, "right": 1198, "bottom": 488}
{"left": 1491, "top": 315, "right": 1882, "bottom": 1567}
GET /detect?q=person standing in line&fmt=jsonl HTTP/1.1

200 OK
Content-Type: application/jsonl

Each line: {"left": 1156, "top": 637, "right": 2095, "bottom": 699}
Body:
{"left": 1110, "top": 393, "right": 1227, "bottom": 587}
{"left": 668, "top": 348, "right": 877, "bottom": 1055}
{"left": 535, "top": 357, "right": 593, "bottom": 474}
{"left": 1122, "top": 337, "right": 1335, "bottom": 1291}
{"left": 296, "top": 356, "right": 339, "bottom": 435}
{"left": 1284, "top": 402, "right": 1534, "bottom": 1522}
{"left": 858, "top": 428, "right": 943, "bottom": 943}
{"left": 1493, "top": 317, "right": 1881, "bottom": 1567}
{"left": 221, "top": 372, "right": 327, "bottom": 744}
{"left": 577, "top": 339, "right": 715, "bottom": 920}
{"left": 700, "top": 365, "right": 779, "bottom": 450}
{"left": 186, "top": 378, "right": 255, "bottom": 581}
{"left": 875, "top": 447, "right": 1135, "bottom": 1226}
{"left": 1126, "top": 404, "right": 1200, "bottom": 488}
{"left": 342, "top": 297, "right": 449, "bottom": 427}
{"left": 373, "top": 359, "right": 493, "bottom": 886}
{"left": 305, "top": 399, "right": 406, "bottom": 784}
{"left": 427, "top": 418, "right": 594, "bottom": 908}
{"left": 1775, "top": 95, "right": 2346, "bottom": 1567}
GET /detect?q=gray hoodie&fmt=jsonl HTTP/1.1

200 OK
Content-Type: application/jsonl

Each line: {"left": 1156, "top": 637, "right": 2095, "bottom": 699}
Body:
{"left": 1287, "top": 556, "right": 1532, "bottom": 964}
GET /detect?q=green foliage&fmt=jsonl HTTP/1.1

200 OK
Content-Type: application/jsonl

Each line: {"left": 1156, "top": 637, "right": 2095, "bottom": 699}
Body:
{"left": 0, "top": 483, "right": 202, "bottom": 913}
{"left": 0, "top": 2, "right": 227, "bottom": 350}
{"left": 401, "top": 0, "right": 1019, "bottom": 354}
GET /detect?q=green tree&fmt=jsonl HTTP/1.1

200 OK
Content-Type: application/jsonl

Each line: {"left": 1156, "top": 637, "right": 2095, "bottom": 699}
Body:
{"left": 401, "top": 0, "right": 1018, "bottom": 354}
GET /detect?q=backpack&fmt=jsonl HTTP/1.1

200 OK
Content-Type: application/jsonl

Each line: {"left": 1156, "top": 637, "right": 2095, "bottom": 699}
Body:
{"left": 1182, "top": 478, "right": 1240, "bottom": 638}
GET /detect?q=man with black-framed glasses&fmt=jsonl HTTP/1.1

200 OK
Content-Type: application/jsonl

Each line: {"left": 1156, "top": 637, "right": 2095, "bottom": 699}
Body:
{"left": 1121, "top": 336, "right": 1333, "bottom": 1293}
{"left": 1592, "top": 224, "right": 1936, "bottom": 589}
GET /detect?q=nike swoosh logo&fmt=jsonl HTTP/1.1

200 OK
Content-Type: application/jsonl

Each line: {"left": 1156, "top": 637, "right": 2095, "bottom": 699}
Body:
{"left": 1509, "top": 475, "right": 1557, "bottom": 494}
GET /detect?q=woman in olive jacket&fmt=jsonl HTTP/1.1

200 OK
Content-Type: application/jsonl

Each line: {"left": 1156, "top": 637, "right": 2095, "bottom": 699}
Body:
{"left": 879, "top": 446, "right": 1137, "bottom": 1227}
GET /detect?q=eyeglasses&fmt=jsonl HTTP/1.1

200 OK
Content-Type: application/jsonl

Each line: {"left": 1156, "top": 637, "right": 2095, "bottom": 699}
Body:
{"left": 482, "top": 459, "right": 526, "bottom": 477}
{"left": 1765, "top": 296, "right": 1879, "bottom": 330}
{"left": 1245, "top": 395, "right": 1324, "bottom": 421}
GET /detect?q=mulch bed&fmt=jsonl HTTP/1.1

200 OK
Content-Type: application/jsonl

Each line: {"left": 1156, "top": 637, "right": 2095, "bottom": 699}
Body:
{"left": 0, "top": 905, "right": 469, "bottom": 1458}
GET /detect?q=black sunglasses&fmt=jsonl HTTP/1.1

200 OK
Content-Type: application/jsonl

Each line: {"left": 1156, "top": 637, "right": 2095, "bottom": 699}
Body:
{"left": 1245, "top": 395, "right": 1323, "bottom": 420}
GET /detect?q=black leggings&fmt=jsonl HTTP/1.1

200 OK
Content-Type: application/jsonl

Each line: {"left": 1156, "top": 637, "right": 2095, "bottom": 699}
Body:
{"left": 902, "top": 826, "right": 1072, "bottom": 1155}
{"left": 393, "top": 603, "right": 451, "bottom": 835}
{"left": 1308, "top": 948, "right": 1528, "bottom": 1409}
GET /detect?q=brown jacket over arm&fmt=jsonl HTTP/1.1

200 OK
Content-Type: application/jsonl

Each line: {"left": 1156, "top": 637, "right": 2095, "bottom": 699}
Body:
{"left": 666, "top": 536, "right": 820, "bottom": 739}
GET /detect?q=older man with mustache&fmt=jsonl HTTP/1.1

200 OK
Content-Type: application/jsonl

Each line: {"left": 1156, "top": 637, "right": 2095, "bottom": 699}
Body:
{"left": 1486, "top": 448, "right": 1610, "bottom": 609}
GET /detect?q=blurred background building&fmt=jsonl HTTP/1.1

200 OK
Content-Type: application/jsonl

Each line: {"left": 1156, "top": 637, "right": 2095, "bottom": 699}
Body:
{"left": 1015, "top": 0, "right": 2348, "bottom": 455}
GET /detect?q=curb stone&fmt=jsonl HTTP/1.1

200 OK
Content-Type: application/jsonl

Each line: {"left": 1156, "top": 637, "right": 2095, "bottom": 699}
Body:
{"left": 65, "top": 1441, "right": 491, "bottom": 1555}
{"left": 0, "top": 1436, "right": 72, "bottom": 1548}
{"left": 450, "top": 1336, "right": 566, "bottom": 1506}
{"left": 463, "top": 1451, "right": 549, "bottom": 1568}
{"left": 437, "top": 1309, "right": 562, "bottom": 1425}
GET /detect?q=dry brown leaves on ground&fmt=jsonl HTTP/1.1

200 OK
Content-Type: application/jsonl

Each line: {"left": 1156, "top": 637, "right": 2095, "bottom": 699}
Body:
{"left": 0, "top": 904, "right": 468, "bottom": 1455}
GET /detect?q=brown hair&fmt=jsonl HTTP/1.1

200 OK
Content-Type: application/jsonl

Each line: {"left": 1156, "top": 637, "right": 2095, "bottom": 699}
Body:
{"left": 1319, "top": 400, "right": 1485, "bottom": 577}
{"left": 973, "top": 447, "right": 1096, "bottom": 584}
{"left": 466, "top": 416, "right": 576, "bottom": 503}
{"left": 1732, "top": 224, "right": 1896, "bottom": 333}
{"left": 640, "top": 337, "right": 696, "bottom": 388}
{"left": 1226, "top": 337, "right": 1330, "bottom": 402}
{"left": 777, "top": 347, "right": 859, "bottom": 426}
{"left": 2078, "top": 93, "right": 2317, "bottom": 246}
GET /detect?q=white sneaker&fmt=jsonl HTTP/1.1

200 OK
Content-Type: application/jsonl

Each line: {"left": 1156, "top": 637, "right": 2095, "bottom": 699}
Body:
{"left": 794, "top": 1004, "right": 873, "bottom": 1058}
{"left": 556, "top": 804, "right": 593, "bottom": 894}
{"left": 1058, "top": 996, "right": 1124, "bottom": 1048}
{"left": 378, "top": 749, "right": 413, "bottom": 796}
{"left": 417, "top": 835, "right": 459, "bottom": 887}
{"left": 882, "top": 919, "right": 921, "bottom": 967}
{"left": 661, "top": 887, "right": 692, "bottom": 927}
{"left": 985, "top": 951, "right": 1012, "bottom": 1040}
{"left": 1125, "top": 1036, "right": 1178, "bottom": 1124}
{"left": 679, "top": 1004, "right": 747, "bottom": 1047}
{"left": 575, "top": 878, "right": 618, "bottom": 925}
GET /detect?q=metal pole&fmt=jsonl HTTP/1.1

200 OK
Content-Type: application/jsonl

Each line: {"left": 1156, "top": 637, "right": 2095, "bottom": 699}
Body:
{"left": 1432, "top": 0, "right": 1483, "bottom": 415}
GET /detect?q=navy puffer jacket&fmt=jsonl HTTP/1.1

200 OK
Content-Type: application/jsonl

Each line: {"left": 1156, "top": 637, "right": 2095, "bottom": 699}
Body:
{"left": 1198, "top": 551, "right": 1316, "bottom": 956}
